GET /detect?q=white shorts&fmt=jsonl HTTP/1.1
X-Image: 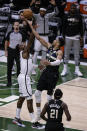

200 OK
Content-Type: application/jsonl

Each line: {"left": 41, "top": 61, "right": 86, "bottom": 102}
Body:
{"left": 18, "top": 74, "right": 32, "bottom": 100}
{"left": 34, "top": 36, "right": 48, "bottom": 52}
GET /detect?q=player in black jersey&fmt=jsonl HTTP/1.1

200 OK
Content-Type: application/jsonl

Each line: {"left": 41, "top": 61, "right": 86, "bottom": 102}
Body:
{"left": 40, "top": 88, "right": 71, "bottom": 131}
{"left": 28, "top": 20, "right": 63, "bottom": 125}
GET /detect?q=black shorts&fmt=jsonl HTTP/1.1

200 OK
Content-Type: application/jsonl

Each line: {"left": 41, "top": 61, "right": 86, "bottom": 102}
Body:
{"left": 37, "top": 69, "right": 59, "bottom": 94}
{"left": 45, "top": 122, "right": 64, "bottom": 131}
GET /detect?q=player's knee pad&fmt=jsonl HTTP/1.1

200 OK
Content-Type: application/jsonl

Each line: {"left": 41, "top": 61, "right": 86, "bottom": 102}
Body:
{"left": 47, "top": 94, "right": 52, "bottom": 102}
{"left": 35, "top": 90, "right": 41, "bottom": 103}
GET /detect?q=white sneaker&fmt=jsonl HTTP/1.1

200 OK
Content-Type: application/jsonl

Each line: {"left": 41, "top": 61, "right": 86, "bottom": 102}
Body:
{"left": 61, "top": 64, "right": 68, "bottom": 76}
{"left": 12, "top": 117, "right": 25, "bottom": 127}
{"left": 61, "top": 70, "right": 68, "bottom": 76}
{"left": 75, "top": 66, "right": 83, "bottom": 77}
{"left": 75, "top": 70, "right": 83, "bottom": 77}
{"left": 12, "top": 71, "right": 16, "bottom": 75}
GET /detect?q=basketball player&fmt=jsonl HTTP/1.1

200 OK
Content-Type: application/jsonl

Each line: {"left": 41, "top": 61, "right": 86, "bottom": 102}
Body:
{"left": 12, "top": 31, "right": 45, "bottom": 129}
{"left": 27, "top": 20, "right": 63, "bottom": 125}
{"left": 40, "top": 88, "right": 71, "bottom": 131}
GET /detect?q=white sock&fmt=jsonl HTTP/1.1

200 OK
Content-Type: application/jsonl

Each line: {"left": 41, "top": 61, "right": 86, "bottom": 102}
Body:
{"left": 16, "top": 108, "right": 21, "bottom": 119}
{"left": 34, "top": 107, "right": 41, "bottom": 122}
{"left": 37, "top": 107, "right": 41, "bottom": 117}
{"left": 30, "top": 112, "right": 35, "bottom": 123}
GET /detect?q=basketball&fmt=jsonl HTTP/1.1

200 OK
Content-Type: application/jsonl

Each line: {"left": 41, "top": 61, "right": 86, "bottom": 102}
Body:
{"left": 23, "top": 9, "right": 33, "bottom": 20}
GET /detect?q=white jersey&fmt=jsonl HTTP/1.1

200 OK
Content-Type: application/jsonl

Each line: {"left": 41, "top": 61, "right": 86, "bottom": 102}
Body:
{"left": 20, "top": 51, "right": 34, "bottom": 75}
{"left": 18, "top": 51, "right": 38, "bottom": 99}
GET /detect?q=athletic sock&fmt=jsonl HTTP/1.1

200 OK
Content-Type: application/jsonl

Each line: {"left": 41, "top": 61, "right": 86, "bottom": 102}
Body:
{"left": 36, "top": 107, "right": 41, "bottom": 120}
{"left": 30, "top": 112, "right": 35, "bottom": 123}
{"left": 16, "top": 108, "right": 21, "bottom": 119}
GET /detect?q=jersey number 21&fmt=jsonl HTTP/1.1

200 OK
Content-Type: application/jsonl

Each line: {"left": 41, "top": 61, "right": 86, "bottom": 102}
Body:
{"left": 50, "top": 109, "right": 58, "bottom": 119}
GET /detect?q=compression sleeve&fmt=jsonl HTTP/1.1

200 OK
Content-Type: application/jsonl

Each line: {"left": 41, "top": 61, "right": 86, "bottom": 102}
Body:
{"left": 50, "top": 59, "right": 61, "bottom": 66}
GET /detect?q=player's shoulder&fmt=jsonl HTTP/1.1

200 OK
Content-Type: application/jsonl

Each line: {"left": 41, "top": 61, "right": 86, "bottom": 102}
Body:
{"left": 61, "top": 101, "right": 68, "bottom": 109}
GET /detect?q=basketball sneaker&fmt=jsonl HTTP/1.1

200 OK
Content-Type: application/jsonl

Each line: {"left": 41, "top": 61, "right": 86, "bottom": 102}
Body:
{"left": 32, "top": 122, "right": 45, "bottom": 129}
{"left": 75, "top": 66, "right": 83, "bottom": 77}
{"left": 12, "top": 117, "right": 25, "bottom": 127}
{"left": 61, "top": 64, "right": 68, "bottom": 76}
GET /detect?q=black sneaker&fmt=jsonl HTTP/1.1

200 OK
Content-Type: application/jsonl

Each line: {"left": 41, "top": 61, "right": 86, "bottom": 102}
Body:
{"left": 32, "top": 122, "right": 45, "bottom": 129}
{"left": 12, "top": 117, "right": 25, "bottom": 127}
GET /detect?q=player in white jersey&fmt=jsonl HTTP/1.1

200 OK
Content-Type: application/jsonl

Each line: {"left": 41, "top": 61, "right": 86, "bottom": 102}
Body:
{"left": 12, "top": 31, "right": 45, "bottom": 129}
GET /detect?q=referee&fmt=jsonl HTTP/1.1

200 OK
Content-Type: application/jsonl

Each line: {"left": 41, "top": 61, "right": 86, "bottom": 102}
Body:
{"left": 5, "top": 21, "right": 26, "bottom": 87}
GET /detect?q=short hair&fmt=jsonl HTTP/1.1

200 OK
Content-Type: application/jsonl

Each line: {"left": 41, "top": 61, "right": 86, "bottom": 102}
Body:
{"left": 13, "top": 20, "right": 19, "bottom": 25}
{"left": 54, "top": 89, "right": 63, "bottom": 99}
{"left": 56, "top": 36, "right": 65, "bottom": 47}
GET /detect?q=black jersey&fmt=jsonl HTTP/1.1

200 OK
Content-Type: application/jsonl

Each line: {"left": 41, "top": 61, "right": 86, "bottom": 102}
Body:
{"left": 46, "top": 99, "right": 63, "bottom": 123}
{"left": 46, "top": 46, "right": 59, "bottom": 72}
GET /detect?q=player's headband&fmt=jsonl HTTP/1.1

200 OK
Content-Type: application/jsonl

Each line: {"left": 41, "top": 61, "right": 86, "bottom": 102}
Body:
{"left": 40, "top": 8, "right": 46, "bottom": 11}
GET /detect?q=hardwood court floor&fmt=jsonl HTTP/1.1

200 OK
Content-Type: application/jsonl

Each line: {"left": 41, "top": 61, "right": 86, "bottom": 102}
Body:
{"left": 56, "top": 77, "right": 87, "bottom": 131}
{"left": 0, "top": 77, "right": 87, "bottom": 131}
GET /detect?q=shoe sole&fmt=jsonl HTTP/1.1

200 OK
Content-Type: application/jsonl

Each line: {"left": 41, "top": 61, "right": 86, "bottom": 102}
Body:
{"left": 12, "top": 120, "right": 25, "bottom": 127}
{"left": 12, "top": 72, "right": 16, "bottom": 75}
{"left": 61, "top": 73, "right": 67, "bottom": 77}
{"left": 32, "top": 126, "right": 45, "bottom": 129}
{"left": 74, "top": 72, "right": 83, "bottom": 77}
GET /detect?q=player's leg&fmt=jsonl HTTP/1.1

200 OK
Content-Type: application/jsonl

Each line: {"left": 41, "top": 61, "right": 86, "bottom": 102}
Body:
{"left": 16, "top": 97, "right": 25, "bottom": 118}
{"left": 61, "top": 38, "right": 72, "bottom": 76}
{"left": 27, "top": 98, "right": 45, "bottom": 129}
{"left": 13, "top": 97, "right": 25, "bottom": 127}
{"left": 12, "top": 74, "right": 26, "bottom": 127}
{"left": 34, "top": 70, "right": 47, "bottom": 120}
{"left": 73, "top": 39, "right": 83, "bottom": 76}
{"left": 47, "top": 72, "right": 59, "bottom": 101}
{"left": 34, "top": 89, "right": 42, "bottom": 121}
{"left": 30, "top": 90, "right": 45, "bottom": 129}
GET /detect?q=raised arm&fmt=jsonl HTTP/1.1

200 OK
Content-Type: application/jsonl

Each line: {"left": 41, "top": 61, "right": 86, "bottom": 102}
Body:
{"left": 40, "top": 50, "right": 63, "bottom": 67}
{"left": 26, "top": 32, "right": 35, "bottom": 53}
{"left": 27, "top": 20, "right": 50, "bottom": 49}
